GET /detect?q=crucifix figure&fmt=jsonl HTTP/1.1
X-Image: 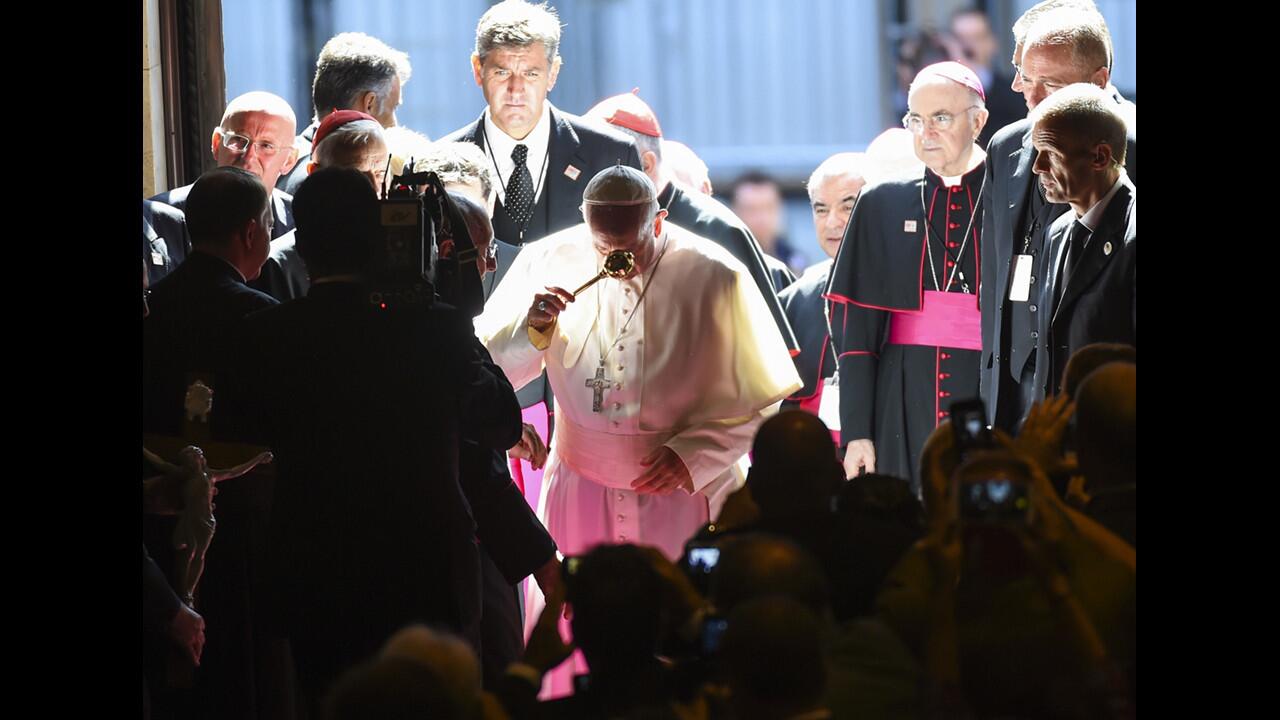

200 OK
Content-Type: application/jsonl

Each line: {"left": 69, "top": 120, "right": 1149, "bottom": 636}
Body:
{"left": 143, "top": 445, "right": 273, "bottom": 605}
{"left": 585, "top": 363, "right": 611, "bottom": 412}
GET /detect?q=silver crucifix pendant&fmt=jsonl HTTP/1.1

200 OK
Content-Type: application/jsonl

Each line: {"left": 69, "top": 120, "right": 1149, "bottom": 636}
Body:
{"left": 586, "top": 362, "right": 610, "bottom": 413}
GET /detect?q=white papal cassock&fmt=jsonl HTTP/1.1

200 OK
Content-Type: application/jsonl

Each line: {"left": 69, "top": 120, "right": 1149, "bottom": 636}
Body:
{"left": 476, "top": 221, "right": 800, "bottom": 694}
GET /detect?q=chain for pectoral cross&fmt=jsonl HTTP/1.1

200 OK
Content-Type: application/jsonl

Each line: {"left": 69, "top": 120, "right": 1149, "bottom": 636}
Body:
{"left": 587, "top": 236, "right": 672, "bottom": 413}
{"left": 920, "top": 175, "right": 984, "bottom": 294}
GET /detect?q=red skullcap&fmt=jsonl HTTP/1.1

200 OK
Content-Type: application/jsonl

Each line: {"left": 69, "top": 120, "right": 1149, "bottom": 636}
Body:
{"left": 312, "top": 110, "right": 379, "bottom": 152}
{"left": 584, "top": 89, "right": 663, "bottom": 138}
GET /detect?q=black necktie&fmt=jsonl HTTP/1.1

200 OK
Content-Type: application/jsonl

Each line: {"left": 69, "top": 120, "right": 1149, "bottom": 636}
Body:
{"left": 506, "top": 144, "right": 534, "bottom": 231}
{"left": 1058, "top": 220, "right": 1090, "bottom": 304}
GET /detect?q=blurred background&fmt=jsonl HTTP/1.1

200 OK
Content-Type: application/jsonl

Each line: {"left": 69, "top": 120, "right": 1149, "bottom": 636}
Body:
{"left": 184, "top": 0, "right": 1136, "bottom": 272}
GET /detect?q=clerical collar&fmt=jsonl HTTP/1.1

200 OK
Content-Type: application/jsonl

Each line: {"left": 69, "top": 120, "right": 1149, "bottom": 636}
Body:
{"left": 926, "top": 163, "right": 983, "bottom": 188}
{"left": 483, "top": 102, "right": 553, "bottom": 205}
{"left": 1078, "top": 171, "right": 1128, "bottom": 232}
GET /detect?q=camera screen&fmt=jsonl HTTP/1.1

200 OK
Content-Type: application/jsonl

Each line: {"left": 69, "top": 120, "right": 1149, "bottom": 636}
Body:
{"left": 960, "top": 477, "right": 1029, "bottom": 523}
{"left": 688, "top": 547, "right": 721, "bottom": 574}
{"left": 964, "top": 415, "right": 984, "bottom": 438}
{"left": 701, "top": 617, "right": 729, "bottom": 655}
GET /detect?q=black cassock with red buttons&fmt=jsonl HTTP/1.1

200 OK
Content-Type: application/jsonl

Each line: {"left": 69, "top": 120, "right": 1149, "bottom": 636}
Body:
{"left": 825, "top": 164, "right": 985, "bottom": 494}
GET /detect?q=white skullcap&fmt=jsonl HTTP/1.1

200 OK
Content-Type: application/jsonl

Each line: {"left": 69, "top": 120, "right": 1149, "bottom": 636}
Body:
{"left": 582, "top": 164, "right": 656, "bottom": 206}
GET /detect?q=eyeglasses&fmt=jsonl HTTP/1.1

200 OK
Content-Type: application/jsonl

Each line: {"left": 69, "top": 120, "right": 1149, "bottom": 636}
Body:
{"left": 901, "top": 106, "right": 981, "bottom": 134}
{"left": 216, "top": 127, "right": 284, "bottom": 157}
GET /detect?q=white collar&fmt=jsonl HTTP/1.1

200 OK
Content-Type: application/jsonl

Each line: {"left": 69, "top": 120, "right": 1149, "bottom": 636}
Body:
{"left": 1078, "top": 171, "right": 1127, "bottom": 232}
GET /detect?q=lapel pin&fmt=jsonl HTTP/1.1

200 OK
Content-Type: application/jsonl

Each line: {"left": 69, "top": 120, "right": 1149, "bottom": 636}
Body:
{"left": 564, "top": 165, "right": 581, "bottom": 181}
{"left": 904, "top": 220, "right": 918, "bottom": 232}
{"left": 1103, "top": 241, "right": 1113, "bottom": 256}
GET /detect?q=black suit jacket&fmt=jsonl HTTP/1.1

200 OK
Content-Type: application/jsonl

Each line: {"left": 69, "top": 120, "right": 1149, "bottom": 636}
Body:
{"left": 142, "top": 199, "right": 189, "bottom": 286}
{"left": 979, "top": 91, "right": 1136, "bottom": 428}
{"left": 149, "top": 184, "right": 296, "bottom": 242}
{"left": 227, "top": 283, "right": 522, "bottom": 667}
{"left": 660, "top": 182, "right": 800, "bottom": 354}
{"left": 250, "top": 228, "right": 311, "bottom": 301}
{"left": 1033, "top": 178, "right": 1136, "bottom": 398}
{"left": 444, "top": 105, "right": 641, "bottom": 410}
{"left": 442, "top": 104, "right": 641, "bottom": 288}
{"left": 142, "top": 251, "right": 280, "bottom": 435}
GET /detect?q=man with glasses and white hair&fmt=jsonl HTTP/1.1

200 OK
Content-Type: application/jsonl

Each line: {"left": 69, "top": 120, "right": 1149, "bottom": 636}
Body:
{"left": 150, "top": 91, "right": 300, "bottom": 242}
{"left": 826, "top": 62, "right": 989, "bottom": 492}
{"left": 980, "top": 2, "right": 1136, "bottom": 435}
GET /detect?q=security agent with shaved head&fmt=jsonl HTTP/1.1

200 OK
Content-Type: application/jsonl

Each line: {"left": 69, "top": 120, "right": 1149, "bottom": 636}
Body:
{"left": 1030, "top": 83, "right": 1135, "bottom": 404}
{"left": 980, "top": 1, "right": 1136, "bottom": 434}
{"left": 276, "top": 31, "right": 412, "bottom": 196}
{"left": 141, "top": 166, "right": 283, "bottom": 717}
{"left": 826, "top": 62, "right": 990, "bottom": 492}
{"left": 253, "top": 110, "right": 390, "bottom": 301}
{"left": 477, "top": 165, "right": 800, "bottom": 697}
{"left": 778, "top": 153, "right": 868, "bottom": 422}
{"left": 584, "top": 89, "right": 800, "bottom": 358}
{"left": 150, "top": 91, "right": 300, "bottom": 244}
{"left": 228, "top": 167, "right": 523, "bottom": 706}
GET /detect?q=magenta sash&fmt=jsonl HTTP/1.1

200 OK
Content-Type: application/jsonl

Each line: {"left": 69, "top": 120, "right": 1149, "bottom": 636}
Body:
{"left": 887, "top": 291, "right": 982, "bottom": 351}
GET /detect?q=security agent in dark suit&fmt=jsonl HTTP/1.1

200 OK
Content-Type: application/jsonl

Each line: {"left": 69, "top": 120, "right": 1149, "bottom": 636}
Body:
{"left": 442, "top": 0, "right": 642, "bottom": 285}
{"left": 979, "top": 7, "right": 1136, "bottom": 432}
{"left": 442, "top": 0, "right": 642, "bottom": 426}
{"left": 149, "top": 91, "right": 300, "bottom": 245}
{"left": 226, "top": 168, "right": 523, "bottom": 706}
{"left": 1028, "top": 83, "right": 1135, "bottom": 400}
{"left": 143, "top": 167, "right": 279, "bottom": 436}
{"left": 141, "top": 167, "right": 283, "bottom": 719}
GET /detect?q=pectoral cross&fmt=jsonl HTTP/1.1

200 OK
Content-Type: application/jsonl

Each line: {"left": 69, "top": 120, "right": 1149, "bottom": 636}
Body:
{"left": 585, "top": 363, "right": 611, "bottom": 413}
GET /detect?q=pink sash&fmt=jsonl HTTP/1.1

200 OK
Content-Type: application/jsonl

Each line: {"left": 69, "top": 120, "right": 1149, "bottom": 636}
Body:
{"left": 887, "top": 291, "right": 982, "bottom": 350}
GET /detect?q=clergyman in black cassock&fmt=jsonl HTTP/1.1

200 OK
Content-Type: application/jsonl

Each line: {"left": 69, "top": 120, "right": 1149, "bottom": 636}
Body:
{"left": 826, "top": 62, "right": 990, "bottom": 492}
{"left": 779, "top": 153, "right": 871, "bottom": 422}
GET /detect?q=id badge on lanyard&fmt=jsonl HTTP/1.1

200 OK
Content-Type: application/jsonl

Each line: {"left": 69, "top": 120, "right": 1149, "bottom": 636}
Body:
{"left": 1009, "top": 254, "right": 1034, "bottom": 302}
